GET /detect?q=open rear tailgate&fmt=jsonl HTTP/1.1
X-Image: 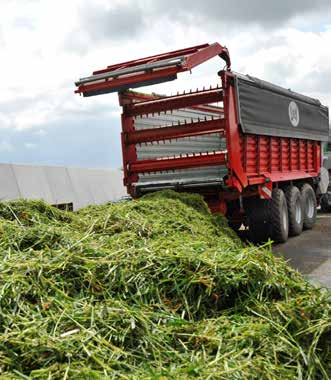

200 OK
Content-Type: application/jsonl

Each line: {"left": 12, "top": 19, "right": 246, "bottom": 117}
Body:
{"left": 118, "top": 90, "right": 227, "bottom": 196}
{"left": 75, "top": 43, "right": 230, "bottom": 97}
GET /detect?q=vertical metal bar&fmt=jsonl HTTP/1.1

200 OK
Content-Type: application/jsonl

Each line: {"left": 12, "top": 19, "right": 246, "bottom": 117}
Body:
{"left": 279, "top": 137, "right": 283, "bottom": 172}
{"left": 288, "top": 138, "right": 293, "bottom": 171}
{"left": 126, "top": 118, "right": 225, "bottom": 144}
{"left": 243, "top": 135, "right": 248, "bottom": 173}
{"left": 221, "top": 71, "right": 247, "bottom": 190}
{"left": 121, "top": 112, "right": 138, "bottom": 192}
{"left": 269, "top": 136, "right": 272, "bottom": 174}
{"left": 125, "top": 88, "right": 223, "bottom": 117}
{"left": 257, "top": 135, "right": 261, "bottom": 175}
{"left": 129, "top": 152, "right": 226, "bottom": 173}
{"left": 315, "top": 141, "right": 321, "bottom": 173}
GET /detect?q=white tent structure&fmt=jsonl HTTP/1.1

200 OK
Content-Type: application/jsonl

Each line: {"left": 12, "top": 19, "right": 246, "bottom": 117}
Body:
{"left": 0, "top": 163, "right": 127, "bottom": 210}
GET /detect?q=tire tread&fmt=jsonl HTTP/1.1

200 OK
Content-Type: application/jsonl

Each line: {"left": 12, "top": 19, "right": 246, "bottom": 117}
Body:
{"left": 285, "top": 186, "right": 303, "bottom": 236}
{"left": 270, "top": 188, "right": 288, "bottom": 243}
{"left": 301, "top": 183, "right": 317, "bottom": 230}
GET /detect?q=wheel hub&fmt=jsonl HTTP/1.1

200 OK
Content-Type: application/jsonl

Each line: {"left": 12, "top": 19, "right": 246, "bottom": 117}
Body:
{"left": 295, "top": 199, "right": 302, "bottom": 224}
{"left": 307, "top": 196, "right": 314, "bottom": 219}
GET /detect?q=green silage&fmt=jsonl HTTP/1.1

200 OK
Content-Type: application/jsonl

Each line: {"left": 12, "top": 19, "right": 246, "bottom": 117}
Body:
{"left": 0, "top": 191, "right": 329, "bottom": 379}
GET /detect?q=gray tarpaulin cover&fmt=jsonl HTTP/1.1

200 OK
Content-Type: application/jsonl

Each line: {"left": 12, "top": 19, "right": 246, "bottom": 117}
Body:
{"left": 235, "top": 74, "right": 329, "bottom": 141}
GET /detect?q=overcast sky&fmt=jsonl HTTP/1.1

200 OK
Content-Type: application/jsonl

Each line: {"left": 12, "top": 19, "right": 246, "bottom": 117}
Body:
{"left": 0, "top": 0, "right": 331, "bottom": 168}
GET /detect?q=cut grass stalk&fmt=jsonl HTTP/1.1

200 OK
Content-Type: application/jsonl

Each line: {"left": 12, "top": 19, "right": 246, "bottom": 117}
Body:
{"left": 0, "top": 192, "right": 329, "bottom": 379}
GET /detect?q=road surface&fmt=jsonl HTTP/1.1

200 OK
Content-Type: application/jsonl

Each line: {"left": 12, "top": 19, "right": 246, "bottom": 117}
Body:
{"left": 273, "top": 212, "right": 331, "bottom": 288}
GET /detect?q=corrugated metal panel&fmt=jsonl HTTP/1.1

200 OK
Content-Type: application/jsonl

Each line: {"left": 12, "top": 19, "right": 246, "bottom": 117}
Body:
{"left": 136, "top": 138, "right": 226, "bottom": 159}
{"left": 0, "top": 164, "right": 127, "bottom": 210}
{"left": 138, "top": 166, "right": 228, "bottom": 185}
{"left": 0, "top": 164, "right": 21, "bottom": 200}
{"left": 106, "top": 169, "right": 127, "bottom": 200}
{"left": 13, "top": 165, "right": 54, "bottom": 203}
{"left": 43, "top": 166, "right": 76, "bottom": 205}
{"left": 67, "top": 168, "right": 126, "bottom": 210}
{"left": 133, "top": 107, "right": 227, "bottom": 186}
{"left": 65, "top": 167, "right": 97, "bottom": 209}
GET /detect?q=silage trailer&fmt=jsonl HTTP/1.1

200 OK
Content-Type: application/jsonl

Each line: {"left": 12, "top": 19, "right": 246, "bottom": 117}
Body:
{"left": 75, "top": 42, "right": 329, "bottom": 243}
{"left": 321, "top": 136, "right": 331, "bottom": 212}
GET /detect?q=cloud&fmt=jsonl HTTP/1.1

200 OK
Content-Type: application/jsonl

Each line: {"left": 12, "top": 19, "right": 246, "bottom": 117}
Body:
{"left": 64, "top": 2, "right": 145, "bottom": 54}
{"left": 229, "top": 27, "right": 331, "bottom": 107}
{"left": 0, "top": 94, "right": 60, "bottom": 130}
{"left": 24, "top": 142, "right": 37, "bottom": 149}
{"left": 0, "top": 113, "right": 122, "bottom": 168}
{"left": 1, "top": 0, "right": 330, "bottom": 169}
{"left": 152, "top": 0, "right": 331, "bottom": 28}
{"left": 0, "top": 86, "right": 120, "bottom": 131}
{"left": 0, "top": 25, "right": 5, "bottom": 47}
{"left": 0, "top": 113, "right": 11, "bottom": 129}
{"left": 80, "top": 3, "right": 144, "bottom": 40}
{"left": 13, "top": 17, "right": 35, "bottom": 30}
{"left": 64, "top": 0, "right": 331, "bottom": 57}
{"left": 0, "top": 141, "right": 14, "bottom": 152}
{"left": 0, "top": 89, "right": 123, "bottom": 167}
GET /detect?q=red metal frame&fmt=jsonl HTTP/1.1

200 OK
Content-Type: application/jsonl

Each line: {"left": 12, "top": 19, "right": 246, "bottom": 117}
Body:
{"left": 125, "top": 118, "right": 225, "bottom": 145}
{"left": 129, "top": 152, "right": 226, "bottom": 174}
{"left": 118, "top": 72, "right": 322, "bottom": 200}
{"left": 93, "top": 44, "right": 213, "bottom": 75}
{"left": 75, "top": 42, "right": 323, "bottom": 211}
{"left": 119, "top": 90, "right": 224, "bottom": 115}
{"left": 124, "top": 87, "right": 223, "bottom": 117}
{"left": 240, "top": 134, "right": 320, "bottom": 184}
{"left": 220, "top": 71, "right": 248, "bottom": 191}
{"left": 75, "top": 43, "right": 230, "bottom": 97}
{"left": 119, "top": 89, "right": 227, "bottom": 191}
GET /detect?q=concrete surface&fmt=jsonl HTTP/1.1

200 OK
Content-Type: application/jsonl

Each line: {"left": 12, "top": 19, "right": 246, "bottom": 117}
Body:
{"left": 273, "top": 212, "right": 331, "bottom": 288}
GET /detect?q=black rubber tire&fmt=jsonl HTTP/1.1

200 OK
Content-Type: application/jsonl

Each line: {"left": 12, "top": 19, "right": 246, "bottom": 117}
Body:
{"left": 249, "top": 221, "right": 269, "bottom": 244}
{"left": 285, "top": 186, "right": 303, "bottom": 236}
{"left": 270, "top": 188, "right": 289, "bottom": 243}
{"left": 301, "top": 183, "right": 317, "bottom": 229}
{"left": 228, "top": 221, "right": 242, "bottom": 231}
{"left": 226, "top": 200, "right": 242, "bottom": 231}
{"left": 246, "top": 198, "right": 270, "bottom": 244}
{"left": 320, "top": 194, "right": 331, "bottom": 213}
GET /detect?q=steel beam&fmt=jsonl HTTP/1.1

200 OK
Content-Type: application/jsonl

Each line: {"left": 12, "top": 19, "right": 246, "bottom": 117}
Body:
{"left": 125, "top": 88, "right": 223, "bottom": 117}
{"left": 129, "top": 152, "right": 226, "bottom": 174}
{"left": 126, "top": 118, "right": 226, "bottom": 144}
{"left": 93, "top": 43, "right": 210, "bottom": 75}
{"left": 75, "top": 42, "right": 230, "bottom": 97}
{"left": 75, "top": 69, "right": 180, "bottom": 97}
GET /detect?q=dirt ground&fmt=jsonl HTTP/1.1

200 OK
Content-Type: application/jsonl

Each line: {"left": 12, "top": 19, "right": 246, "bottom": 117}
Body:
{"left": 273, "top": 212, "right": 331, "bottom": 288}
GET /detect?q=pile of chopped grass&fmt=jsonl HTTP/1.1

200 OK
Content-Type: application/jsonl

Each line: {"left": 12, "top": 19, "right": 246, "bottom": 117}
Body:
{"left": 0, "top": 191, "right": 330, "bottom": 379}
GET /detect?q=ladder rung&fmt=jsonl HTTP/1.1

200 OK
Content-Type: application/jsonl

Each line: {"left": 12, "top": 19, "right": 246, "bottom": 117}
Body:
{"left": 125, "top": 88, "right": 223, "bottom": 117}
{"left": 129, "top": 152, "right": 226, "bottom": 173}
{"left": 126, "top": 118, "right": 226, "bottom": 144}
